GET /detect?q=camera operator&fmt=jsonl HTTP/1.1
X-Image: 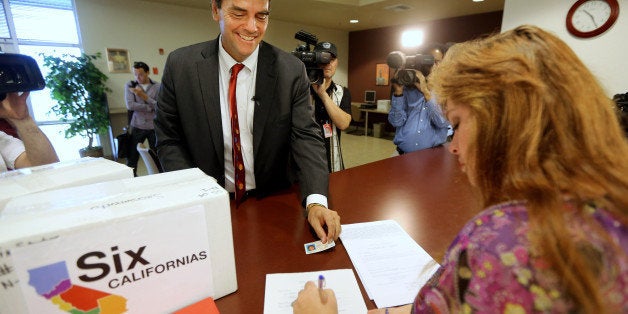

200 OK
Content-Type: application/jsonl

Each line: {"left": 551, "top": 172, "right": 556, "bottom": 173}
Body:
{"left": 125, "top": 61, "right": 161, "bottom": 176}
{"left": 388, "top": 45, "right": 449, "bottom": 154}
{"left": 310, "top": 41, "right": 352, "bottom": 172}
{"left": 0, "top": 91, "right": 59, "bottom": 172}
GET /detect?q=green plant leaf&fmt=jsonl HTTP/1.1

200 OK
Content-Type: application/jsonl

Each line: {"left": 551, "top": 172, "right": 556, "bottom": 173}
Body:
{"left": 42, "top": 52, "right": 112, "bottom": 150}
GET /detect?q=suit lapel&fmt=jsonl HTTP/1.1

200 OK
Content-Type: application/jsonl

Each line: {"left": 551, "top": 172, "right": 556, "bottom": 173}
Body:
{"left": 197, "top": 39, "right": 225, "bottom": 167}
{"left": 253, "top": 42, "right": 277, "bottom": 155}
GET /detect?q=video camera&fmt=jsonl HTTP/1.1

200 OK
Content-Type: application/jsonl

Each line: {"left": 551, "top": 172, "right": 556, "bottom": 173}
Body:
{"left": 291, "top": 30, "right": 332, "bottom": 85}
{"left": 0, "top": 53, "right": 46, "bottom": 101}
{"left": 386, "top": 51, "right": 434, "bottom": 86}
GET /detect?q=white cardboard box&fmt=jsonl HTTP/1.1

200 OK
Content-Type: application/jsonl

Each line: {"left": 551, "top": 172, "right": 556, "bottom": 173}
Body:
{"left": 377, "top": 99, "right": 391, "bottom": 111}
{"left": 0, "top": 157, "right": 133, "bottom": 212}
{"left": 0, "top": 168, "right": 237, "bottom": 314}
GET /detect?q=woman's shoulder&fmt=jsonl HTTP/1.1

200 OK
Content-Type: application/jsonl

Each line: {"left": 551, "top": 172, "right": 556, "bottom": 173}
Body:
{"left": 456, "top": 201, "right": 529, "bottom": 246}
{"left": 440, "top": 202, "right": 531, "bottom": 275}
{"left": 415, "top": 202, "right": 535, "bottom": 312}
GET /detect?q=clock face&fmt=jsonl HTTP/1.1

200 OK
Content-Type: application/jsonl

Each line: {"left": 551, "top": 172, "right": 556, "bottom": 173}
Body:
{"left": 571, "top": 0, "right": 611, "bottom": 32}
{"left": 566, "top": 0, "right": 620, "bottom": 38}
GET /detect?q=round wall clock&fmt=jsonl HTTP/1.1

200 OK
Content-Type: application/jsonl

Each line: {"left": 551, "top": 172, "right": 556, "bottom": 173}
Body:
{"left": 566, "top": 0, "right": 620, "bottom": 38}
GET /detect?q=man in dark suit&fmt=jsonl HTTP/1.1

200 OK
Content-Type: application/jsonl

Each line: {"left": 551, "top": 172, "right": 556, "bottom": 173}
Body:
{"left": 155, "top": 0, "right": 340, "bottom": 243}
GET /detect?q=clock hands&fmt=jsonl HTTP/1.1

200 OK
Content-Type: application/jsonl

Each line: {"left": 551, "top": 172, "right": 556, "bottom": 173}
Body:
{"left": 567, "top": 0, "right": 618, "bottom": 38}
{"left": 582, "top": 9, "right": 599, "bottom": 27}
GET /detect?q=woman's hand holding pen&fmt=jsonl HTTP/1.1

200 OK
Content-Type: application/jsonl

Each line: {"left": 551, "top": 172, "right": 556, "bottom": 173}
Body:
{"left": 292, "top": 280, "right": 338, "bottom": 314}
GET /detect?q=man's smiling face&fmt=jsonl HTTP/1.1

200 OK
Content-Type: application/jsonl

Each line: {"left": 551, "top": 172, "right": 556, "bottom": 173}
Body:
{"left": 212, "top": 0, "right": 270, "bottom": 62}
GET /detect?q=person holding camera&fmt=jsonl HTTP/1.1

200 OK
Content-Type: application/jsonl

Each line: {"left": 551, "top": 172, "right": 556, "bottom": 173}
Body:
{"left": 125, "top": 61, "right": 161, "bottom": 176}
{"left": 154, "top": 0, "right": 340, "bottom": 244}
{"left": 388, "top": 67, "right": 449, "bottom": 155}
{"left": 310, "top": 41, "right": 352, "bottom": 172}
{"left": 0, "top": 91, "right": 59, "bottom": 172}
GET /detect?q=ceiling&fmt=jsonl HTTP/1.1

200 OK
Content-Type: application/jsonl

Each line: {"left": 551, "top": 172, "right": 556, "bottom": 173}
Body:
{"left": 139, "top": 0, "right": 505, "bottom": 31}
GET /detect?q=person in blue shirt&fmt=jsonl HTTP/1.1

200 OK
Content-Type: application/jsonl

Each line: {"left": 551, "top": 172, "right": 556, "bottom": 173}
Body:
{"left": 388, "top": 69, "right": 449, "bottom": 154}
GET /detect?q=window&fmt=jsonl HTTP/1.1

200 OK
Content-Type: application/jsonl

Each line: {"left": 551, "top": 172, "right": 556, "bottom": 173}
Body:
{"left": 1, "top": 0, "right": 93, "bottom": 161}
{"left": 10, "top": 0, "right": 78, "bottom": 43}
{"left": 0, "top": 2, "right": 9, "bottom": 38}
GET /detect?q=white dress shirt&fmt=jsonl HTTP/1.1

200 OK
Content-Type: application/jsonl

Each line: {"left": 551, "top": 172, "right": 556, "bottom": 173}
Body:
{"left": 216, "top": 37, "right": 328, "bottom": 208}
{"left": 217, "top": 37, "right": 258, "bottom": 193}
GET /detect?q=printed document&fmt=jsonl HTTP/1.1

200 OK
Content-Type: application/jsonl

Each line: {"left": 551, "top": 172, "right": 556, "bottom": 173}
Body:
{"left": 264, "top": 269, "right": 367, "bottom": 314}
{"left": 340, "top": 220, "right": 440, "bottom": 308}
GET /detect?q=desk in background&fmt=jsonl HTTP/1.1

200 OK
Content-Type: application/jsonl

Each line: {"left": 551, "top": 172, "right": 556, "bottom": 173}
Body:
{"left": 351, "top": 102, "right": 390, "bottom": 136}
{"left": 360, "top": 107, "right": 390, "bottom": 136}
{"left": 214, "top": 147, "right": 480, "bottom": 313}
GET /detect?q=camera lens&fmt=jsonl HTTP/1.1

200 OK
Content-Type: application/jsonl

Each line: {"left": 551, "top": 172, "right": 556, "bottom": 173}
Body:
{"left": 307, "top": 68, "right": 324, "bottom": 85}
{"left": 398, "top": 70, "right": 416, "bottom": 86}
{"left": 0, "top": 67, "right": 21, "bottom": 85}
{"left": 386, "top": 51, "right": 405, "bottom": 69}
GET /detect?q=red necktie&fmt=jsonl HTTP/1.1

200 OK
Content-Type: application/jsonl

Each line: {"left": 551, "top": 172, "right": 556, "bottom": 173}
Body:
{"left": 229, "top": 63, "right": 246, "bottom": 206}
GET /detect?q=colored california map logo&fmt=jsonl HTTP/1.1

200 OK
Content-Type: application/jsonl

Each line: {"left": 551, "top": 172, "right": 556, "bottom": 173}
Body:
{"left": 27, "top": 261, "right": 127, "bottom": 314}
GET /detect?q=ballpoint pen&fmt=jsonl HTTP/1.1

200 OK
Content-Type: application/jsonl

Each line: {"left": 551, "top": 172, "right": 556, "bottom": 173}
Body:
{"left": 318, "top": 274, "right": 327, "bottom": 303}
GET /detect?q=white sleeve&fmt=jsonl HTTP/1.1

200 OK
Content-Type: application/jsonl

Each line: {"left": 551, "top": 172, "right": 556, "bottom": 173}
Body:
{"left": 0, "top": 131, "right": 26, "bottom": 170}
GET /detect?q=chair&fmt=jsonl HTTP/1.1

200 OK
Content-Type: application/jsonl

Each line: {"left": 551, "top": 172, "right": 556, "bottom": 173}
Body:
{"left": 136, "top": 142, "right": 160, "bottom": 175}
{"left": 347, "top": 103, "right": 365, "bottom": 134}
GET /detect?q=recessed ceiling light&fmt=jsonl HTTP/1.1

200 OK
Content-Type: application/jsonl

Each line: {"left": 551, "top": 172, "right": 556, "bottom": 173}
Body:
{"left": 473, "top": 0, "right": 484, "bottom": 2}
{"left": 350, "top": 19, "right": 359, "bottom": 23}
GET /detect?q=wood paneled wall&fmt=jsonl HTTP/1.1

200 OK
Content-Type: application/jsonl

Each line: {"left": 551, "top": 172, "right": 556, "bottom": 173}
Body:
{"left": 348, "top": 11, "right": 503, "bottom": 103}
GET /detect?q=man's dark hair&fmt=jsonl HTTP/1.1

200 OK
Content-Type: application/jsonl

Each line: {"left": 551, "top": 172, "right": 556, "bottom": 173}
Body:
{"left": 214, "top": 0, "right": 271, "bottom": 9}
{"left": 133, "top": 61, "right": 149, "bottom": 72}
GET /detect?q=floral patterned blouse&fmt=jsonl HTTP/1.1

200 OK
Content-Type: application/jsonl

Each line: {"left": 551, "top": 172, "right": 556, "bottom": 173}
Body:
{"left": 412, "top": 201, "right": 628, "bottom": 313}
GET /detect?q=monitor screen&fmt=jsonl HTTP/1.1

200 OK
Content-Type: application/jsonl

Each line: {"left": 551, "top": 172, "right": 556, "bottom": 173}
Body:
{"left": 364, "top": 90, "right": 376, "bottom": 103}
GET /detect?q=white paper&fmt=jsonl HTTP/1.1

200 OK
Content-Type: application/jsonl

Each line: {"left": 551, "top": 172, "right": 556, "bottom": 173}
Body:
{"left": 340, "top": 220, "right": 440, "bottom": 308}
{"left": 264, "top": 269, "right": 367, "bottom": 314}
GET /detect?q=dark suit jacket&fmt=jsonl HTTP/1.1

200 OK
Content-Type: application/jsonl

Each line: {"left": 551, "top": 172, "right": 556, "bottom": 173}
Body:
{"left": 155, "top": 37, "right": 329, "bottom": 201}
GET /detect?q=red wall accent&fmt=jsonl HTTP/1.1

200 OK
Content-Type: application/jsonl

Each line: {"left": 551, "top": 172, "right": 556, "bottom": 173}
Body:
{"left": 348, "top": 11, "right": 503, "bottom": 102}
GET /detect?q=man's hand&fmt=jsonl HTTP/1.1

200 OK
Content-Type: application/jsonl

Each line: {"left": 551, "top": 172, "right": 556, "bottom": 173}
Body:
{"left": 0, "top": 92, "right": 59, "bottom": 169}
{"left": 312, "top": 82, "right": 325, "bottom": 97}
{"left": 130, "top": 86, "right": 148, "bottom": 101}
{"left": 307, "top": 205, "right": 341, "bottom": 244}
{"left": 413, "top": 70, "right": 431, "bottom": 100}
{"left": 392, "top": 81, "right": 404, "bottom": 96}
{"left": 0, "top": 92, "right": 30, "bottom": 121}
{"left": 311, "top": 77, "right": 331, "bottom": 98}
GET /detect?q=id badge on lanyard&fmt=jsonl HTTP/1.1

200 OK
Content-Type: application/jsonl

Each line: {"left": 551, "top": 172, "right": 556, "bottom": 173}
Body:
{"left": 323, "top": 122, "right": 332, "bottom": 138}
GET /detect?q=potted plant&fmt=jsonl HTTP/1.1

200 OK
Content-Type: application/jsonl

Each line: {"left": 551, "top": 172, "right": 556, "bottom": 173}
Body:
{"left": 42, "top": 52, "right": 111, "bottom": 157}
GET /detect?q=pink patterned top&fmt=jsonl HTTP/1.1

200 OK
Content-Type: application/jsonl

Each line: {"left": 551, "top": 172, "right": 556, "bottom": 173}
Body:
{"left": 413, "top": 201, "right": 628, "bottom": 313}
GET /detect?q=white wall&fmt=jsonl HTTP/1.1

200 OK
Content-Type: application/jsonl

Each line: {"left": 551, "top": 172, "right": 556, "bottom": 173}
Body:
{"left": 75, "top": 0, "right": 215, "bottom": 111}
{"left": 75, "top": 0, "right": 348, "bottom": 157}
{"left": 502, "top": 0, "right": 628, "bottom": 96}
{"left": 266, "top": 21, "right": 348, "bottom": 87}
{"left": 75, "top": 0, "right": 348, "bottom": 112}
